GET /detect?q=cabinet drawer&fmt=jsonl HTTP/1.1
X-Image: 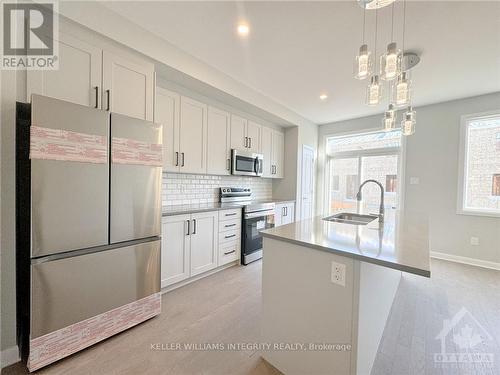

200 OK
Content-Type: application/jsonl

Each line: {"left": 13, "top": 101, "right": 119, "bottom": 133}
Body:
{"left": 219, "top": 209, "right": 241, "bottom": 221}
{"left": 219, "top": 219, "right": 240, "bottom": 233}
{"left": 219, "top": 240, "right": 240, "bottom": 266}
{"left": 219, "top": 229, "right": 240, "bottom": 243}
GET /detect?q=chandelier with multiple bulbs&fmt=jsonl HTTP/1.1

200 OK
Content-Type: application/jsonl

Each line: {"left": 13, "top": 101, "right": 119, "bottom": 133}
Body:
{"left": 354, "top": 0, "right": 418, "bottom": 136}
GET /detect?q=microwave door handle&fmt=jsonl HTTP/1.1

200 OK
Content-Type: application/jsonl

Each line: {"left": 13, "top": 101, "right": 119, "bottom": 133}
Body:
{"left": 254, "top": 158, "right": 259, "bottom": 174}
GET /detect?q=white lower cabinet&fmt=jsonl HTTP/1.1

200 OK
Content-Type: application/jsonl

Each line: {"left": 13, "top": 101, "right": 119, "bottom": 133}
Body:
{"left": 190, "top": 211, "right": 219, "bottom": 276}
{"left": 162, "top": 209, "right": 241, "bottom": 288}
{"left": 218, "top": 209, "right": 242, "bottom": 266}
{"left": 161, "top": 211, "right": 218, "bottom": 287}
{"left": 274, "top": 202, "right": 295, "bottom": 227}
{"left": 161, "top": 214, "right": 191, "bottom": 288}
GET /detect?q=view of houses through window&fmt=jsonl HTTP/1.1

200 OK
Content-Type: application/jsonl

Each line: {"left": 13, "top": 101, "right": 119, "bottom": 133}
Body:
{"left": 326, "top": 130, "right": 401, "bottom": 214}
{"left": 461, "top": 114, "right": 500, "bottom": 215}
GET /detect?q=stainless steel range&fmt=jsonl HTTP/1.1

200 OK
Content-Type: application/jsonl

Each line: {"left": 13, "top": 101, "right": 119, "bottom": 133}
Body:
{"left": 220, "top": 187, "right": 275, "bottom": 265}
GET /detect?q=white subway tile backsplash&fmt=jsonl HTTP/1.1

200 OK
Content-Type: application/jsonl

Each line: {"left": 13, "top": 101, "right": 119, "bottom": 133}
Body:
{"left": 162, "top": 172, "right": 272, "bottom": 206}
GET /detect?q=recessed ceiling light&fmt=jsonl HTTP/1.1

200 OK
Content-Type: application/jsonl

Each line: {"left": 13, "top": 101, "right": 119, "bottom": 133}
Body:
{"left": 319, "top": 94, "right": 328, "bottom": 101}
{"left": 237, "top": 23, "right": 249, "bottom": 36}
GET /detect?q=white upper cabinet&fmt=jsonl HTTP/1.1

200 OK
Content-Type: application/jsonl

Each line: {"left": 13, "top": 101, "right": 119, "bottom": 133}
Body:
{"left": 155, "top": 88, "right": 180, "bottom": 172}
{"left": 190, "top": 211, "right": 218, "bottom": 276}
{"left": 230, "top": 114, "right": 247, "bottom": 150}
{"left": 207, "top": 106, "right": 231, "bottom": 175}
{"left": 272, "top": 131, "right": 285, "bottom": 178}
{"left": 261, "top": 126, "right": 273, "bottom": 178}
{"left": 27, "top": 33, "right": 101, "bottom": 107}
{"left": 102, "top": 51, "right": 154, "bottom": 121}
{"left": 247, "top": 121, "right": 262, "bottom": 153}
{"left": 179, "top": 96, "right": 207, "bottom": 174}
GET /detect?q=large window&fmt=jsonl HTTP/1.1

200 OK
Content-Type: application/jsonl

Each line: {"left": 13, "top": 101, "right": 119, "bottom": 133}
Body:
{"left": 326, "top": 130, "right": 402, "bottom": 214}
{"left": 459, "top": 113, "right": 500, "bottom": 216}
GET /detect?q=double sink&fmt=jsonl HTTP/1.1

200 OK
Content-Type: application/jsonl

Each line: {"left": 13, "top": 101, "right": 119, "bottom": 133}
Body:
{"left": 323, "top": 212, "right": 378, "bottom": 226}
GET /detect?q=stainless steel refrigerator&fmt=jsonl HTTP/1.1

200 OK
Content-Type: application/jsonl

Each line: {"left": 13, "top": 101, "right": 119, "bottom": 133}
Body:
{"left": 16, "top": 95, "right": 162, "bottom": 371}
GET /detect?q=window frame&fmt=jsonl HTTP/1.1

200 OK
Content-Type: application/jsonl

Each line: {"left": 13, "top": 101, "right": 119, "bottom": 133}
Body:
{"left": 457, "top": 110, "right": 500, "bottom": 218}
{"left": 323, "top": 128, "right": 406, "bottom": 215}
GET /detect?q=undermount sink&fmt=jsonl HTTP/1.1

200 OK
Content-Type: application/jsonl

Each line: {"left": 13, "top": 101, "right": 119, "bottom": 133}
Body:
{"left": 323, "top": 212, "right": 378, "bottom": 225}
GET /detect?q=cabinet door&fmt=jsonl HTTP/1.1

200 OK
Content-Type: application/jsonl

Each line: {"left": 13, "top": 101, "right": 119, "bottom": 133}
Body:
{"left": 282, "top": 203, "right": 295, "bottom": 225}
{"left": 156, "top": 88, "right": 180, "bottom": 172}
{"left": 230, "top": 114, "right": 247, "bottom": 150}
{"left": 27, "top": 33, "right": 101, "bottom": 107}
{"left": 247, "top": 121, "right": 262, "bottom": 153}
{"left": 207, "top": 106, "right": 231, "bottom": 175}
{"left": 274, "top": 204, "right": 284, "bottom": 227}
{"left": 190, "top": 211, "right": 218, "bottom": 276}
{"left": 261, "top": 127, "right": 273, "bottom": 178}
{"left": 179, "top": 96, "right": 207, "bottom": 174}
{"left": 161, "top": 215, "right": 191, "bottom": 288}
{"left": 102, "top": 51, "right": 154, "bottom": 121}
{"left": 272, "top": 131, "right": 285, "bottom": 178}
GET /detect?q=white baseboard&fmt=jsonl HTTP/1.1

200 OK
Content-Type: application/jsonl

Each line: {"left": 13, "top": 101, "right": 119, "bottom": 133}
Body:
{"left": 430, "top": 251, "right": 500, "bottom": 271}
{"left": 1, "top": 345, "right": 19, "bottom": 368}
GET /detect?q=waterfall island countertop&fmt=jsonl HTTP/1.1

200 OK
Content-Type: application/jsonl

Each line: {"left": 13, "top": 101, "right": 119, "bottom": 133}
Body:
{"left": 260, "top": 209, "right": 430, "bottom": 277}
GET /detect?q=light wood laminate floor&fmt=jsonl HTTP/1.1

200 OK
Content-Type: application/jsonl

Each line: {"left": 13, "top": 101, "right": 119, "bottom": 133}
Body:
{"left": 4, "top": 259, "right": 499, "bottom": 375}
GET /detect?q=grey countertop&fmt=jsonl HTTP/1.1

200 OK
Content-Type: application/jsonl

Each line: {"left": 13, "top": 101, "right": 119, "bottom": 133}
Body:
{"left": 162, "top": 199, "right": 295, "bottom": 216}
{"left": 261, "top": 209, "right": 430, "bottom": 277}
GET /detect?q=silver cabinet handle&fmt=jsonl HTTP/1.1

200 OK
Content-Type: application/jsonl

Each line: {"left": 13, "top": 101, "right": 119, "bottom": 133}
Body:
{"left": 181, "top": 152, "right": 185, "bottom": 167}
{"left": 227, "top": 158, "right": 230, "bottom": 171}
{"left": 105, "top": 89, "right": 110, "bottom": 111}
{"left": 249, "top": 137, "right": 252, "bottom": 149}
{"left": 224, "top": 234, "right": 236, "bottom": 239}
{"left": 282, "top": 207, "right": 285, "bottom": 216}
{"left": 285, "top": 206, "right": 288, "bottom": 216}
{"left": 225, "top": 223, "right": 236, "bottom": 228}
{"left": 225, "top": 213, "right": 237, "bottom": 217}
{"left": 175, "top": 152, "right": 179, "bottom": 166}
{"left": 94, "top": 86, "right": 99, "bottom": 108}
{"left": 192, "top": 219, "right": 196, "bottom": 234}
{"left": 186, "top": 220, "right": 190, "bottom": 236}
{"left": 245, "top": 137, "right": 248, "bottom": 148}
{"left": 224, "top": 249, "right": 236, "bottom": 255}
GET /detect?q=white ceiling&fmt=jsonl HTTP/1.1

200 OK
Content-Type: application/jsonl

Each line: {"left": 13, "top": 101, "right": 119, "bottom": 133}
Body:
{"left": 102, "top": 1, "right": 500, "bottom": 124}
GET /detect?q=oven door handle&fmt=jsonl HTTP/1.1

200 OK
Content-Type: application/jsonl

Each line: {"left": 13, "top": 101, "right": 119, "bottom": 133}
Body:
{"left": 244, "top": 210, "right": 275, "bottom": 219}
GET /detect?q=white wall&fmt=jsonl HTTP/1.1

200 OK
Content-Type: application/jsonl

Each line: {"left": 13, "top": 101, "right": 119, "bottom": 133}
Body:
{"left": 318, "top": 93, "right": 500, "bottom": 264}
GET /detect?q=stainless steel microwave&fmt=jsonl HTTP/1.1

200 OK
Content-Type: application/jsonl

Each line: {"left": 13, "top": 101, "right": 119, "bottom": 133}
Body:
{"left": 231, "top": 149, "right": 263, "bottom": 177}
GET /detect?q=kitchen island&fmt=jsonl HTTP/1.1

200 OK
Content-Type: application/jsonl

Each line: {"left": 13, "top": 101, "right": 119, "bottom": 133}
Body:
{"left": 260, "top": 210, "right": 430, "bottom": 375}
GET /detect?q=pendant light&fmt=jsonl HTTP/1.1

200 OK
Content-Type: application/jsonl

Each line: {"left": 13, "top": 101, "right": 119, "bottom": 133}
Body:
{"left": 380, "top": 3, "right": 401, "bottom": 80}
{"left": 392, "top": 71, "right": 411, "bottom": 106}
{"left": 382, "top": 103, "right": 397, "bottom": 131}
{"left": 354, "top": 9, "right": 372, "bottom": 80}
{"left": 401, "top": 106, "right": 416, "bottom": 135}
{"left": 366, "top": 9, "right": 381, "bottom": 105}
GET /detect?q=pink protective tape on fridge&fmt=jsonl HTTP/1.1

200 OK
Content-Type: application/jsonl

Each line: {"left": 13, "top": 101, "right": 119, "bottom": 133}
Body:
{"left": 28, "top": 293, "right": 161, "bottom": 371}
{"left": 112, "top": 137, "right": 163, "bottom": 167}
{"left": 30, "top": 126, "right": 107, "bottom": 164}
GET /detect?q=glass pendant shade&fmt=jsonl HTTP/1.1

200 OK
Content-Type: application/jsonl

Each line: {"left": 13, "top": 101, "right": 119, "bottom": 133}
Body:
{"left": 392, "top": 72, "right": 411, "bottom": 106}
{"left": 354, "top": 44, "right": 372, "bottom": 80}
{"left": 380, "top": 42, "right": 402, "bottom": 81}
{"left": 402, "top": 107, "right": 416, "bottom": 135}
{"left": 382, "top": 104, "right": 397, "bottom": 131}
{"left": 366, "top": 75, "right": 382, "bottom": 106}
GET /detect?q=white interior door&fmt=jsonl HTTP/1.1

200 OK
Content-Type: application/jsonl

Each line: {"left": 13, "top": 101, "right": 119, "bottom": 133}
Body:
{"left": 301, "top": 145, "right": 315, "bottom": 220}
